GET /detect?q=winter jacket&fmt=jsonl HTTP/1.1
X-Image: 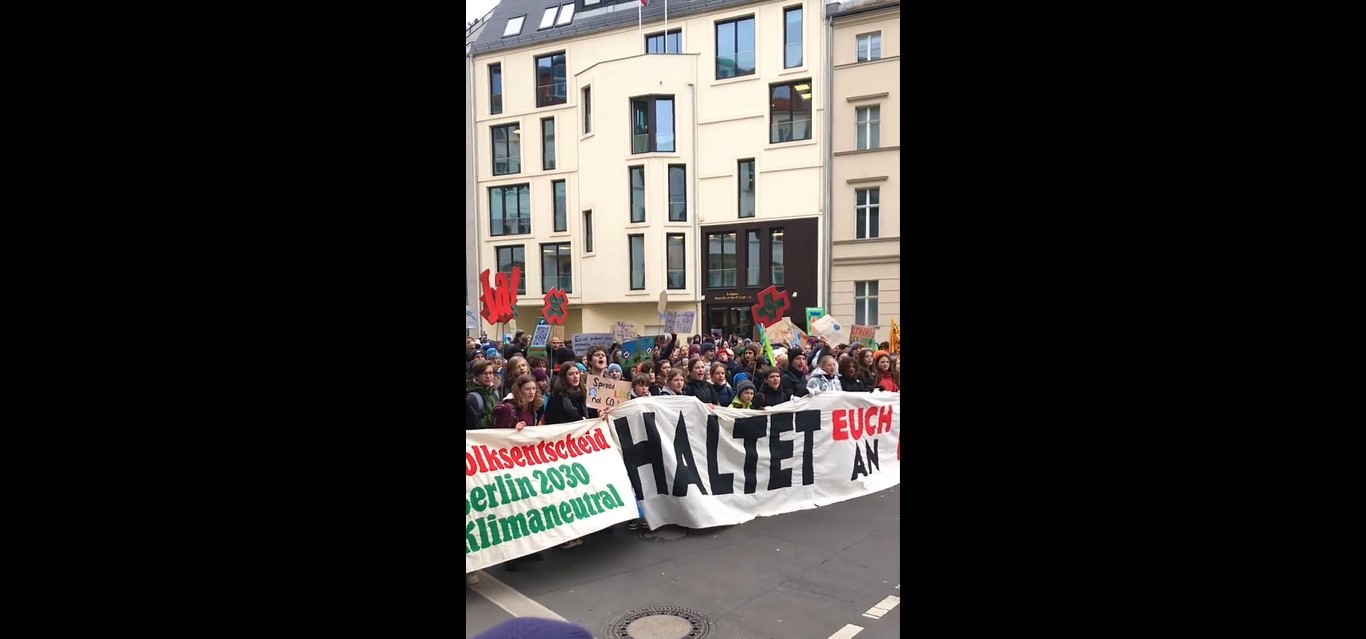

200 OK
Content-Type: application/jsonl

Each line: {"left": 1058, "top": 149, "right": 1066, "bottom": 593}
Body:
{"left": 838, "top": 374, "right": 870, "bottom": 393}
{"left": 711, "top": 381, "right": 735, "bottom": 407}
{"left": 755, "top": 384, "right": 791, "bottom": 410}
{"left": 729, "top": 395, "right": 753, "bottom": 409}
{"left": 466, "top": 381, "right": 501, "bottom": 430}
{"left": 684, "top": 378, "right": 719, "bottom": 404}
{"left": 780, "top": 364, "right": 810, "bottom": 398}
{"left": 493, "top": 399, "right": 540, "bottom": 430}
{"left": 806, "top": 369, "right": 842, "bottom": 395}
{"left": 545, "top": 391, "right": 597, "bottom": 424}
{"left": 875, "top": 371, "right": 900, "bottom": 393}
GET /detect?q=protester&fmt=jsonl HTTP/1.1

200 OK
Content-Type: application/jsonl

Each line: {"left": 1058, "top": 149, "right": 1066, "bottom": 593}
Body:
{"left": 709, "top": 362, "right": 735, "bottom": 406}
{"left": 545, "top": 361, "right": 597, "bottom": 424}
{"left": 837, "top": 357, "right": 869, "bottom": 393}
{"left": 499, "top": 356, "right": 530, "bottom": 399}
{"left": 853, "top": 347, "right": 878, "bottom": 391}
{"left": 806, "top": 355, "right": 842, "bottom": 395}
{"left": 584, "top": 346, "right": 610, "bottom": 378}
{"left": 683, "top": 357, "right": 719, "bottom": 405}
{"left": 755, "top": 367, "right": 790, "bottom": 409}
{"left": 465, "top": 361, "right": 501, "bottom": 430}
{"left": 781, "top": 352, "right": 810, "bottom": 398}
{"left": 607, "top": 362, "right": 623, "bottom": 380}
{"left": 872, "top": 350, "right": 900, "bottom": 392}
{"left": 628, "top": 374, "right": 651, "bottom": 399}
{"left": 493, "top": 374, "right": 541, "bottom": 430}
{"left": 533, "top": 368, "right": 550, "bottom": 398}
{"left": 660, "top": 369, "right": 686, "bottom": 395}
{"left": 731, "top": 379, "right": 757, "bottom": 409}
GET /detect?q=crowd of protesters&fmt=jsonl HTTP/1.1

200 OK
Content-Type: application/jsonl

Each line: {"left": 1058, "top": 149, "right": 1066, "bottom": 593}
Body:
{"left": 464, "top": 327, "right": 901, "bottom": 584}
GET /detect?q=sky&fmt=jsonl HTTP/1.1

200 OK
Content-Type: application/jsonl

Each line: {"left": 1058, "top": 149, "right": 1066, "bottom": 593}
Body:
{"left": 467, "top": 0, "right": 501, "bottom": 23}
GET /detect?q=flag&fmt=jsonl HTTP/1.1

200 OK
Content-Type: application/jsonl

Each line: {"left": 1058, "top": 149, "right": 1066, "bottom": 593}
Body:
{"left": 757, "top": 323, "right": 776, "bottom": 367}
{"left": 890, "top": 319, "right": 900, "bottom": 356}
{"left": 640, "top": 0, "right": 648, "bottom": 5}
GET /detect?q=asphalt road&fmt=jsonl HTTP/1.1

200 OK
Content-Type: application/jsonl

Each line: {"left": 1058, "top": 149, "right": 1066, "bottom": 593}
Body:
{"left": 466, "top": 485, "right": 901, "bottom": 639}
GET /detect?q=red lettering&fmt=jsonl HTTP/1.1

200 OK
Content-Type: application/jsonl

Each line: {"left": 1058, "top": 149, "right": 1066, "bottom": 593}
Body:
{"left": 879, "top": 406, "right": 892, "bottom": 434}
{"left": 833, "top": 410, "right": 849, "bottom": 440}
{"left": 556, "top": 441, "right": 568, "bottom": 459}
{"left": 466, "top": 452, "right": 477, "bottom": 476}
{"left": 851, "top": 410, "right": 863, "bottom": 440}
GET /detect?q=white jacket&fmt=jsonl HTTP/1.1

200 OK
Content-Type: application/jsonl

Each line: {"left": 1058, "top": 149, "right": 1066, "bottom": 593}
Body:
{"left": 806, "top": 369, "right": 842, "bottom": 395}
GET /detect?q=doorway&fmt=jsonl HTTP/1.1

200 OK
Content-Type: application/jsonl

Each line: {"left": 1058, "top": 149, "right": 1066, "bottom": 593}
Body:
{"left": 706, "top": 305, "right": 754, "bottom": 342}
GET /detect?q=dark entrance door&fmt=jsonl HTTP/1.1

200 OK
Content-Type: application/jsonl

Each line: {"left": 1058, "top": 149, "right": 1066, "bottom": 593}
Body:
{"left": 707, "top": 305, "right": 753, "bottom": 342}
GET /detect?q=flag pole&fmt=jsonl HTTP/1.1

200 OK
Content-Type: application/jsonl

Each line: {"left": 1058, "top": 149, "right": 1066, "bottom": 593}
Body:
{"left": 664, "top": 0, "right": 668, "bottom": 50}
{"left": 638, "top": 2, "right": 643, "bottom": 42}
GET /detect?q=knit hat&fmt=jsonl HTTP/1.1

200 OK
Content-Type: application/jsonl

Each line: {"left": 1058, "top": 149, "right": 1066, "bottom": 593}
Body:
{"left": 471, "top": 618, "right": 594, "bottom": 639}
{"left": 688, "top": 344, "right": 701, "bottom": 356}
{"left": 773, "top": 347, "right": 787, "bottom": 359}
{"left": 607, "top": 363, "right": 622, "bottom": 375}
{"left": 732, "top": 372, "right": 749, "bottom": 386}
{"left": 574, "top": 362, "right": 587, "bottom": 372}
{"left": 532, "top": 369, "right": 549, "bottom": 382}
{"left": 736, "top": 379, "right": 756, "bottom": 396}
{"left": 484, "top": 348, "right": 498, "bottom": 358}
{"left": 873, "top": 350, "right": 890, "bottom": 362}
{"left": 700, "top": 341, "right": 715, "bottom": 353}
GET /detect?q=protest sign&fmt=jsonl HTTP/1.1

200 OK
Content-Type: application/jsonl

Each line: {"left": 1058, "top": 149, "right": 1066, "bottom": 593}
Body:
{"left": 613, "top": 321, "right": 636, "bottom": 344}
{"left": 466, "top": 420, "right": 638, "bottom": 572}
{"left": 606, "top": 393, "right": 900, "bottom": 530}
{"left": 805, "top": 307, "right": 823, "bottom": 333}
{"left": 573, "top": 333, "right": 616, "bottom": 354}
{"left": 531, "top": 324, "right": 552, "bottom": 348}
{"left": 585, "top": 373, "right": 630, "bottom": 410}
{"left": 810, "top": 315, "right": 849, "bottom": 344}
{"left": 618, "top": 335, "right": 663, "bottom": 371}
{"left": 663, "top": 311, "right": 695, "bottom": 334}
{"left": 551, "top": 325, "right": 566, "bottom": 341}
{"left": 850, "top": 324, "right": 877, "bottom": 348}
{"left": 764, "top": 317, "right": 804, "bottom": 347}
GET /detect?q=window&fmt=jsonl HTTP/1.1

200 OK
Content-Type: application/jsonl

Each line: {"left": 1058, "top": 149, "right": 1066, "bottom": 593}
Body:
{"left": 746, "top": 230, "right": 761, "bottom": 286}
{"left": 738, "top": 159, "right": 756, "bottom": 218}
{"left": 582, "top": 86, "right": 592, "bottom": 134}
{"left": 495, "top": 246, "right": 527, "bottom": 295}
{"left": 770, "top": 228, "right": 785, "bottom": 286}
{"left": 646, "top": 29, "right": 682, "bottom": 54}
{"left": 583, "top": 210, "right": 594, "bottom": 252}
{"left": 538, "top": 6, "right": 557, "bottom": 29}
{"left": 856, "top": 188, "right": 880, "bottom": 239}
{"left": 770, "top": 81, "right": 813, "bottom": 143}
{"left": 535, "top": 52, "right": 567, "bottom": 107}
{"left": 857, "top": 32, "right": 882, "bottom": 62}
{"left": 856, "top": 106, "right": 880, "bottom": 150}
{"left": 783, "top": 6, "right": 803, "bottom": 68}
{"left": 630, "top": 95, "right": 675, "bottom": 153}
{"left": 715, "top": 16, "right": 756, "bottom": 79}
{"left": 489, "top": 184, "right": 531, "bottom": 236}
{"left": 668, "top": 165, "right": 687, "bottom": 221}
{"left": 503, "top": 15, "right": 526, "bottom": 37}
{"left": 667, "top": 234, "right": 686, "bottom": 290}
{"left": 854, "top": 281, "right": 879, "bottom": 325}
{"left": 629, "top": 166, "right": 646, "bottom": 223}
{"left": 491, "top": 123, "right": 520, "bottom": 175}
{"left": 541, "top": 243, "right": 572, "bottom": 293}
{"left": 542, "top": 117, "right": 556, "bottom": 170}
{"left": 555, "top": 3, "right": 576, "bottom": 26}
{"left": 707, "top": 232, "right": 736, "bottom": 288}
{"left": 629, "top": 234, "right": 645, "bottom": 290}
{"left": 489, "top": 64, "right": 503, "bottom": 115}
{"left": 552, "top": 180, "right": 567, "bottom": 232}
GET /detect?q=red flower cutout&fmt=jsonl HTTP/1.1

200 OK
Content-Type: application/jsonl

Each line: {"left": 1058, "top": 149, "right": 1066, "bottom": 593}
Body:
{"left": 750, "top": 286, "right": 791, "bottom": 328}
{"left": 542, "top": 287, "right": 570, "bottom": 325}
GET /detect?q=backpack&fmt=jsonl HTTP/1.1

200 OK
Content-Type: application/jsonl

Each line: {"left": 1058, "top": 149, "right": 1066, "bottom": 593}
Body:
{"left": 468, "top": 390, "right": 495, "bottom": 429}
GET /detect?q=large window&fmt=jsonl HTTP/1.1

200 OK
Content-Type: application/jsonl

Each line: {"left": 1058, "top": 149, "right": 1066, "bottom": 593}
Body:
{"left": 583, "top": 210, "right": 594, "bottom": 253}
{"left": 770, "top": 228, "right": 785, "bottom": 286}
{"left": 856, "top": 106, "right": 880, "bottom": 150}
{"left": 770, "top": 81, "right": 813, "bottom": 143}
{"left": 854, "top": 281, "right": 878, "bottom": 325}
{"left": 629, "top": 166, "right": 646, "bottom": 223}
{"left": 707, "top": 232, "right": 736, "bottom": 288}
{"left": 746, "top": 230, "right": 761, "bottom": 286}
{"left": 489, "top": 64, "right": 503, "bottom": 115}
{"left": 582, "top": 86, "right": 592, "bottom": 134}
{"left": 667, "top": 234, "right": 686, "bottom": 290}
{"left": 631, "top": 95, "right": 675, "bottom": 153}
{"left": 783, "top": 6, "right": 803, "bottom": 68}
{"left": 857, "top": 32, "right": 882, "bottom": 62}
{"left": 491, "top": 123, "right": 521, "bottom": 175}
{"left": 856, "top": 188, "right": 880, "bottom": 239}
{"left": 541, "top": 243, "right": 572, "bottom": 293}
{"left": 542, "top": 117, "right": 556, "bottom": 170}
{"left": 535, "top": 52, "right": 567, "bottom": 107}
{"left": 738, "top": 159, "right": 756, "bottom": 218}
{"left": 629, "top": 234, "right": 645, "bottom": 290}
{"left": 715, "top": 16, "right": 755, "bottom": 79}
{"left": 646, "top": 29, "right": 682, "bottom": 54}
{"left": 489, "top": 184, "right": 531, "bottom": 236}
{"left": 495, "top": 246, "right": 526, "bottom": 295}
{"left": 668, "top": 165, "right": 687, "bottom": 221}
{"left": 552, "top": 180, "right": 567, "bottom": 232}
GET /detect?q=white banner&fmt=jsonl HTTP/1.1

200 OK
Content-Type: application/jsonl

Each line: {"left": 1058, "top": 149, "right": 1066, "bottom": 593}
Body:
{"left": 605, "top": 393, "right": 900, "bottom": 530}
{"left": 465, "top": 420, "right": 637, "bottom": 572}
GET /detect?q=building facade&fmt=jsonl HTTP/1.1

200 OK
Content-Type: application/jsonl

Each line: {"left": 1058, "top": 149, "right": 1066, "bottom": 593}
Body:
{"left": 468, "top": 0, "right": 829, "bottom": 341}
{"left": 828, "top": 0, "right": 899, "bottom": 344}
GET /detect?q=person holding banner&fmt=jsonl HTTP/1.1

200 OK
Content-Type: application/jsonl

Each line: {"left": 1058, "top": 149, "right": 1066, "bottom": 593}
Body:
{"left": 683, "top": 357, "right": 719, "bottom": 405}
{"left": 492, "top": 375, "right": 542, "bottom": 431}
{"left": 872, "top": 351, "right": 900, "bottom": 392}
{"left": 780, "top": 352, "right": 812, "bottom": 399}
{"left": 806, "top": 355, "right": 843, "bottom": 395}
{"left": 838, "top": 357, "right": 870, "bottom": 393}
{"left": 755, "top": 367, "right": 791, "bottom": 409}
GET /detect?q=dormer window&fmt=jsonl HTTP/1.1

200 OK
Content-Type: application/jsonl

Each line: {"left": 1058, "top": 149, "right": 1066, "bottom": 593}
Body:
{"left": 503, "top": 15, "right": 526, "bottom": 37}
{"left": 555, "top": 4, "right": 576, "bottom": 26}
{"left": 539, "top": 3, "right": 577, "bottom": 30}
{"left": 539, "top": 7, "right": 557, "bottom": 29}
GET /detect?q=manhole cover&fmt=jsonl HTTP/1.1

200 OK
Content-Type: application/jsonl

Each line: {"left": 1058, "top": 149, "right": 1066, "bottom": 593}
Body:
{"left": 639, "top": 525, "right": 693, "bottom": 542}
{"left": 603, "top": 605, "right": 712, "bottom": 639}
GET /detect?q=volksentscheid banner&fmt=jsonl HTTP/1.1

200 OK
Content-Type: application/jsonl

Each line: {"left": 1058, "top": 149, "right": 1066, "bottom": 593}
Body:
{"left": 605, "top": 393, "right": 900, "bottom": 530}
{"left": 465, "top": 420, "right": 637, "bottom": 572}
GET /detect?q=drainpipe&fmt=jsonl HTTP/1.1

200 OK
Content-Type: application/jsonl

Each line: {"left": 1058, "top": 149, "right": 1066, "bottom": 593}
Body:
{"left": 690, "top": 81, "right": 702, "bottom": 332}
{"left": 822, "top": 3, "right": 836, "bottom": 311}
{"left": 468, "top": 45, "right": 482, "bottom": 338}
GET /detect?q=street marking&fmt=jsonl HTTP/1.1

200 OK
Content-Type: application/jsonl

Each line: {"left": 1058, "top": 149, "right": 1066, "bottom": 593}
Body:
{"left": 828, "top": 624, "right": 864, "bottom": 639}
{"left": 466, "top": 570, "right": 566, "bottom": 621}
{"left": 861, "top": 595, "right": 900, "bottom": 619}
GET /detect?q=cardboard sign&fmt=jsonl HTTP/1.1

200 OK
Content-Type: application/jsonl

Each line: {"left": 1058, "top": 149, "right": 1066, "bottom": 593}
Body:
{"left": 613, "top": 321, "right": 635, "bottom": 344}
{"left": 850, "top": 324, "right": 877, "bottom": 348}
{"left": 585, "top": 373, "right": 630, "bottom": 410}
{"left": 764, "top": 317, "right": 804, "bottom": 347}
{"left": 810, "top": 315, "right": 849, "bottom": 344}
{"left": 663, "top": 310, "right": 695, "bottom": 334}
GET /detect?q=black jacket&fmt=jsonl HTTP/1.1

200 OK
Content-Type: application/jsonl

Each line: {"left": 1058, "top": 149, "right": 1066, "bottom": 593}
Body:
{"left": 683, "top": 378, "right": 719, "bottom": 404}
{"left": 838, "top": 374, "right": 870, "bottom": 393}
{"left": 544, "top": 391, "right": 598, "bottom": 424}
{"left": 755, "top": 384, "right": 791, "bottom": 409}
{"left": 780, "top": 365, "right": 810, "bottom": 398}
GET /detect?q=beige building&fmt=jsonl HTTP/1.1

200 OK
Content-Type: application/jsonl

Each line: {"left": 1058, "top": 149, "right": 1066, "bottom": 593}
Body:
{"left": 468, "top": 0, "right": 830, "bottom": 342}
{"left": 827, "top": 0, "right": 899, "bottom": 344}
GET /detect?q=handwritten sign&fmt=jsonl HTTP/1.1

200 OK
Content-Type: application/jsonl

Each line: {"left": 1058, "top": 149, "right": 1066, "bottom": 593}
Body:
{"left": 573, "top": 333, "right": 616, "bottom": 354}
{"left": 805, "top": 307, "right": 824, "bottom": 333}
{"left": 613, "top": 321, "right": 636, "bottom": 344}
{"left": 585, "top": 373, "right": 629, "bottom": 410}
{"left": 850, "top": 324, "right": 877, "bottom": 348}
{"left": 663, "top": 310, "right": 695, "bottom": 334}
